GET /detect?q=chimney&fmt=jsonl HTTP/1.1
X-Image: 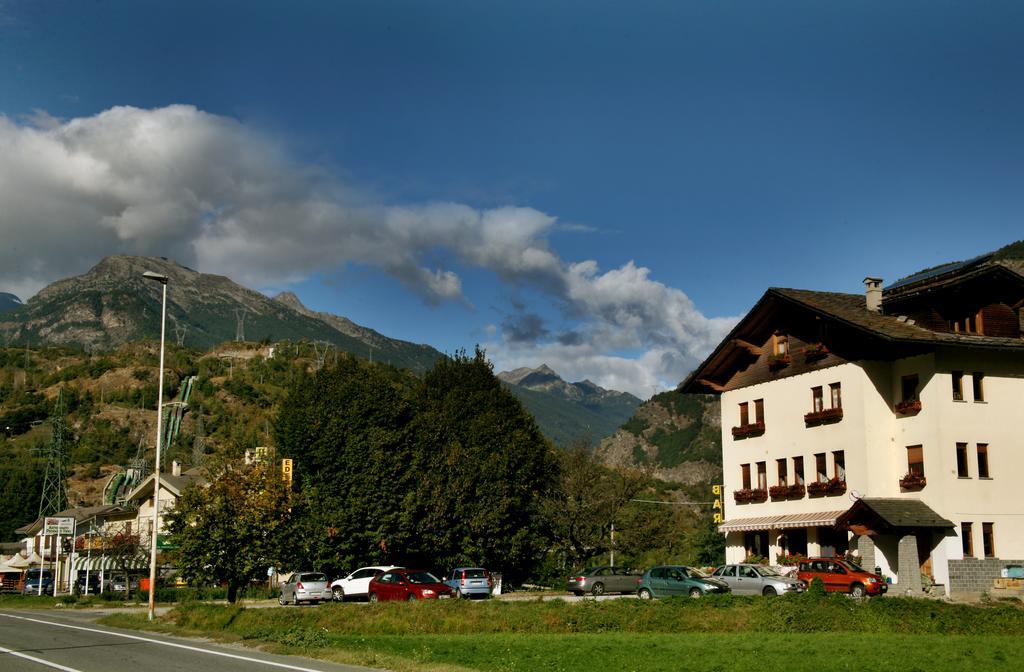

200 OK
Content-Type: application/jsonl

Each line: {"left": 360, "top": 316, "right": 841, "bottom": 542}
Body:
{"left": 171, "top": 460, "right": 181, "bottom": 477}
{"left": 863, "top": 277, "right": 883, "bottom": 313}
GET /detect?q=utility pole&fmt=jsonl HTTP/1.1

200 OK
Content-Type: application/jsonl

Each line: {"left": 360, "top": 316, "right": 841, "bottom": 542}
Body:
{"left": 234, "top": 308, "right": 247, "bottom": 342}
{"left": 37, "top": 389, "right": 71, "bottom": 518}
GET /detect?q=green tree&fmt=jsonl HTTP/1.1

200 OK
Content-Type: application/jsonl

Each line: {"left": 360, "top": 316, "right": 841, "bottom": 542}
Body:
{"left": 165, "top": 460, "right": 291, "bottom": 602}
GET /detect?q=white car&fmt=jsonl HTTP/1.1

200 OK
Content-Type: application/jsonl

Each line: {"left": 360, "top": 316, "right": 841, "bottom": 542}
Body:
{"left": 330, "top": 565, "right": 402, "bottom": 601}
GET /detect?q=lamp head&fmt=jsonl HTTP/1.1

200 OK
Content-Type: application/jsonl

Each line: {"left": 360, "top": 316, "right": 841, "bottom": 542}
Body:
{"left": 142, "top": 271, "right": 169, "bottom": 285}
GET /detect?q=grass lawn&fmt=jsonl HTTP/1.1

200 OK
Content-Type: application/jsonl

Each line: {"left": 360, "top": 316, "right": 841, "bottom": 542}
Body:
{"left": 96, "top": 595, "right": 1024, "bottom": 672}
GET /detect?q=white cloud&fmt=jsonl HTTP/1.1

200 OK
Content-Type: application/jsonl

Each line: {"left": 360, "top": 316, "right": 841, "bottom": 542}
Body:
{"left": 0, "top": 104, "right": 735, "bottom": 393}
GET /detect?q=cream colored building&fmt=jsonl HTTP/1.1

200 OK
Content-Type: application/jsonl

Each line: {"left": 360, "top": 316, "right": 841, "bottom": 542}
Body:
{"left": 682, "top": 251, "right": 1024, "bottom": 595}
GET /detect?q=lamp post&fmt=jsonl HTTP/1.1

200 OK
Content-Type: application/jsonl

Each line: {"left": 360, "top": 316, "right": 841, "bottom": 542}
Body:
{"left": 142, "top": 270, "right": 168, "bottom": 621}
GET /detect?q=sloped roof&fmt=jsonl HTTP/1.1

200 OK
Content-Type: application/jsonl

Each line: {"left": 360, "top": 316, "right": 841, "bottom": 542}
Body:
{"left": 836, "top": 497, "right": 954, "bottom": 530}
{"left": 125, "top": 467, "right": 207, "bottom": 503}
{"left": 771, "top": 288, "right": 1024, "bottom": 349}
{"left": 15, "top": 504, "right": 133, "bottom": 536}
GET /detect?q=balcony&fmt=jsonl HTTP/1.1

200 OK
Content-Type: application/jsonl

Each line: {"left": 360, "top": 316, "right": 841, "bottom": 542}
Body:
{"left": 767, "top": 354, "right": 791, "bottom": 371}
{"left": 733, "top": 488, "right": 768, "bottom": 504}
{"left": 895, "top": 399, "right": 922, "bottom": 416}
{"left": 802, "top": 343, "right": 829, "bottom": 362}
{"left": 731, "top": 422, "right": 765, "bottom": 440}
{"left": 804, "top": 407, "right": 844, "bottom": 427}
{"left": 807, "top": 477, "right": 847, "bottom": 497}
{"left": 899, "top": 472, "right": 927, "bottom": 491}
{"left": 769, "top": 483, "right": 806, "bottom": 500}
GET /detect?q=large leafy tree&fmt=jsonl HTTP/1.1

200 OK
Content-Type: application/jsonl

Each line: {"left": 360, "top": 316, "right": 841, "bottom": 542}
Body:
{"left": 275, "top": 350, "right": 557, "bottom": 582}
{"left": 165, "top": 460, "right": 291, "bottom": 602}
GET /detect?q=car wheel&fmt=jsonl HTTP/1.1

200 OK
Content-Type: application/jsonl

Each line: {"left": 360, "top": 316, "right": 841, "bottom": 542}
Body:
{"left": 638, "top": 588, "right": 653, "bottom": 600}
{"left": 850, "top": 583, "right": 866, "bottom": 598}
{"left": 369, "top": 593, "right": 379, "bottom": 603}
{"left": 762, "top": 586, "right": 777, "bottom": 597}
{"left": 407, "top": 593, "right": 417, "bottom": 601}
{"left": 689, "top": 587, "right": 703, "bottom": 599}
{"left": 454, "top": 588, "right": 463, "bottom": 599}
{"left": 332, "top": 587, "right": 344, "bottom": 602}
{"left": 590, "top": 582, "right": 605, "bottom": 596}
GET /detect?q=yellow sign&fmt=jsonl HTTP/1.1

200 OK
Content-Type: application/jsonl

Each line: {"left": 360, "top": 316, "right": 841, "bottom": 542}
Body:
{"left": 281, "top": 458, "right": 293, "bottom": 484}
{"left": 712, "top": 484, "right": 721, "bottom": 495}
{"left": 712, "top": 483, "right": 723, "bottom": 524}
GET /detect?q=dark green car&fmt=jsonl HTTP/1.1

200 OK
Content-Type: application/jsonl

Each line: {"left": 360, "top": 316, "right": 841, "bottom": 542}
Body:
{"left": 636, "top": 565, "right": 730, "bottom": 599}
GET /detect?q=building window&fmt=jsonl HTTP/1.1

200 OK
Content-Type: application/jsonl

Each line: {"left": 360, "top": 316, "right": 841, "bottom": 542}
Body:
{"left": 901, "top": 374, "right": 919, "bottom": 402}
{"left": 952, "top": 371, "right": 964, "bottom": 401}
{"left": 772, "top": 333, "right": 789, "bottom": 356}
{"left": 907, "top": 445, "right": 924, "bottom": 476}
{"left": 972, "top": 373, "right": 985, "bottom": 402}
{"left": 776, "top": 458, "right": 788, "bottom": 486}
{"left": 756, "top": 462, "right": 767, "bottom": 490}
{"left": 741, "top": 463, "right": 751, "bottom": 490}
{"left": 982, "top": 523, "right": 995, "bottom": 558}
{"left": 739, "top": 402, "right": 749, "bottom": 426}
{"left": 793, "top": 456, "right": 805, "bottom": 485}
{"left": 814, "top": 453, "right": 827, "bottom": 482}
{"left": 956, "top": 442, "right": 969, "bottom": 478}
{"left": 977, "top": 443, "right": 990, "bottom": 478}
{"left": 833, "top": 450, "right": 846, "bottom": 481}
{"left": 754, "top": 398, "right": 764, "bottom": 424}
{"left": 961, "top": 522, "right": 974, "bottom": 557}
{"left": 829, "top": 382, "right": 842, "bottom": 408}
{"left": 811, "top": 386, "right": 824, "bottom": 412}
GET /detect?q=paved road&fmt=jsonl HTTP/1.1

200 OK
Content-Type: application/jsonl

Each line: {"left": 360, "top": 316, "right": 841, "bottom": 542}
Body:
{"left": 0, "top": 610, "right": 383, "bottom": 672}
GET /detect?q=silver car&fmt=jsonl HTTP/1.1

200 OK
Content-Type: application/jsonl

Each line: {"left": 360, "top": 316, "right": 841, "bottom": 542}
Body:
{"left": 567, "top": 566, "right": 640, "bottom": 596}
{"left": 279, "top": 571, "right": 330, "bottom": 605}
{"left": 711, "top": 564, "right": 806, "bottom": 596}
{"left": 445, "top": 567, "right": 492, "bottom": 599}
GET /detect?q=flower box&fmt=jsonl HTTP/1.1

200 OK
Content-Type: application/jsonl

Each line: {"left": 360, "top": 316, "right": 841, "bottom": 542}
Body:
{"left": 899, "top": 472, "right": 927, "bottom": 490}
{"left": 733, "top": 488, "right": 768, "bottom": 504}
{"left": 768, "top": 483, "right": 806, "bottom": 500}
{"left": 787, "top": 483, "right": 806, "bottom": 498}
{"left": 731, "top": 422, "right": 765, "bottom": 439}
{"left": 804, "top": 407, "right": 844, "bottom": 426}
{"left": 803, "top": 343, "right": 829, "bottom": 362}
{"left": 895, "top": 399, "right": 922, "bottom": 416}
{"left": 807, "top": 478, "right": 846, "bottom": 497}
{"left": 767, "top": 354, "right": 791, "bottom": 371}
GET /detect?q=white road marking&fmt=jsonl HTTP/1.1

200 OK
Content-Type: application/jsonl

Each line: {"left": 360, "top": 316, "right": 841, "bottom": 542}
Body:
{"left": 0, "top": 643, "right": 84, "bottom": 672}
{"left": 0, "top": 613, "right": 339, "bottom": 672}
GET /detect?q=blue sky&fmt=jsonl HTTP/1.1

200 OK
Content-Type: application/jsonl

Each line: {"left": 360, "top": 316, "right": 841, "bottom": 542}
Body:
{"left": 1, "top": 1, "right": 1022, "bottom": 396}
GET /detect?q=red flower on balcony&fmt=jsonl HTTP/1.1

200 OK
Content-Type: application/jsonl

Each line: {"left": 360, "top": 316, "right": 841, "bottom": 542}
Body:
{"left": 804, "top": 407, "right": 844, "bottom": 426}
{"left": 787, "top": 483, "right": 806, "bottom": 498}
{"left": 899, "top": 472, "right": 927, "bottom": 490}
{"left": 807, "top": 477, "right": 846, "bottom": 497}
{"left": 769, "top": 484, "right": 790, "bottom": 499}
{"left": 733, "top": 488, "right": 768, "bottom": 504}
{"left": 895, "top": 399, "right": 922, "bottom": 416}
{"left": 731, "top": 422, "right": 765, "bottom": 439}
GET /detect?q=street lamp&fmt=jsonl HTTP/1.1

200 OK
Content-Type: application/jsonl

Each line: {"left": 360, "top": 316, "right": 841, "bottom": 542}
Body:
{"left": 142, "top": 270, "right": 168, "bottom": 621}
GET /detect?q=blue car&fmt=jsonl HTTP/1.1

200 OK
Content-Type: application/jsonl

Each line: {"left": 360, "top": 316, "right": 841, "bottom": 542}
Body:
{"left": 22, "top": 568, "right": 54, "bottom": 594}
{"left": 636, "top": 565, "right": 729, "bottom": 599}
{"left": 445, "top": 567, "right": 492, "bottom": 599}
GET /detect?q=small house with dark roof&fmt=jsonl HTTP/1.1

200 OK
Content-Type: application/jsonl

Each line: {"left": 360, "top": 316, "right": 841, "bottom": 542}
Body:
{"left": 681, "top": 242, "right": 1024, "bottom": 595}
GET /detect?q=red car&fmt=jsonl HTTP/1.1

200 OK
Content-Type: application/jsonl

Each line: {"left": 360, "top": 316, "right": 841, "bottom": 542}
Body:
{"left": 368, "top": 568, "right": 454, "bottom": 602}
{"left": 797, "top": 558, "right": 887, "bottom": 597}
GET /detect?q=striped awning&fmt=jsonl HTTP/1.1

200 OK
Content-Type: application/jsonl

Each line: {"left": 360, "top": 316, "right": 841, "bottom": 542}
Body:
{"left": 718, "top": 510, "right": 848, "bottom": 533}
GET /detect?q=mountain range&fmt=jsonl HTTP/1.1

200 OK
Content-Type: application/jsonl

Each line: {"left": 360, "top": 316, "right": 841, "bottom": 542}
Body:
{"left": 0, "top": 256, "right": 444, "bottom": 374}
{"left": 496, "top": 364, "right": 642, "bottom": 447}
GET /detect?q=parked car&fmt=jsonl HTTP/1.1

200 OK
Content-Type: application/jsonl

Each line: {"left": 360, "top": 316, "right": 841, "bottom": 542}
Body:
{"left": 711, "top": 564, "right": 806, "bottom": 596}
{"left": 567, "top": 566, "right": 641, "bottom": 596}
{"left": 279, "top": 571, "right": 330, "bottom": 605}
{"left": 75, "top": 573, "right": 102, "bottom": 594}
{"left": 111, "top": 575, "right": 140, "bottom": 593}
{"left": 636, "top": 565, "right": 730, "bottom": 599}
{"left": 330, "top": 565, "right": 402, "bottom": 601}
{"left": 22, "top": 569, "right": 54, "bottom": 594}
{"left": 445, "top": 567, "right": 492, "bottom": 599}
{"left": 797, "top": 558, "right": 887, "bottom": 597}
{"left": 368, "top": 569, "right": 453, "bottom": 602}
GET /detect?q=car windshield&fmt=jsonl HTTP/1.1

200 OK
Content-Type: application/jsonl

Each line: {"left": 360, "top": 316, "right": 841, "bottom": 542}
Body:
{"left": 302, "top": 573, "right": 327, "bottom": 582}
{"left": 462, "top": 569, "right": 487, "bottom": 579}
{"left": 755, "top": 566, "right": 781, "bottom": 577}
{"left": 407, "top": 571, "right": 441, "bottom": 584}
{"left": 686, "top": 567, "right": 709, "bottom": 578}
{"left": 840, "top": 561, "right": 866, "bottom": 573}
